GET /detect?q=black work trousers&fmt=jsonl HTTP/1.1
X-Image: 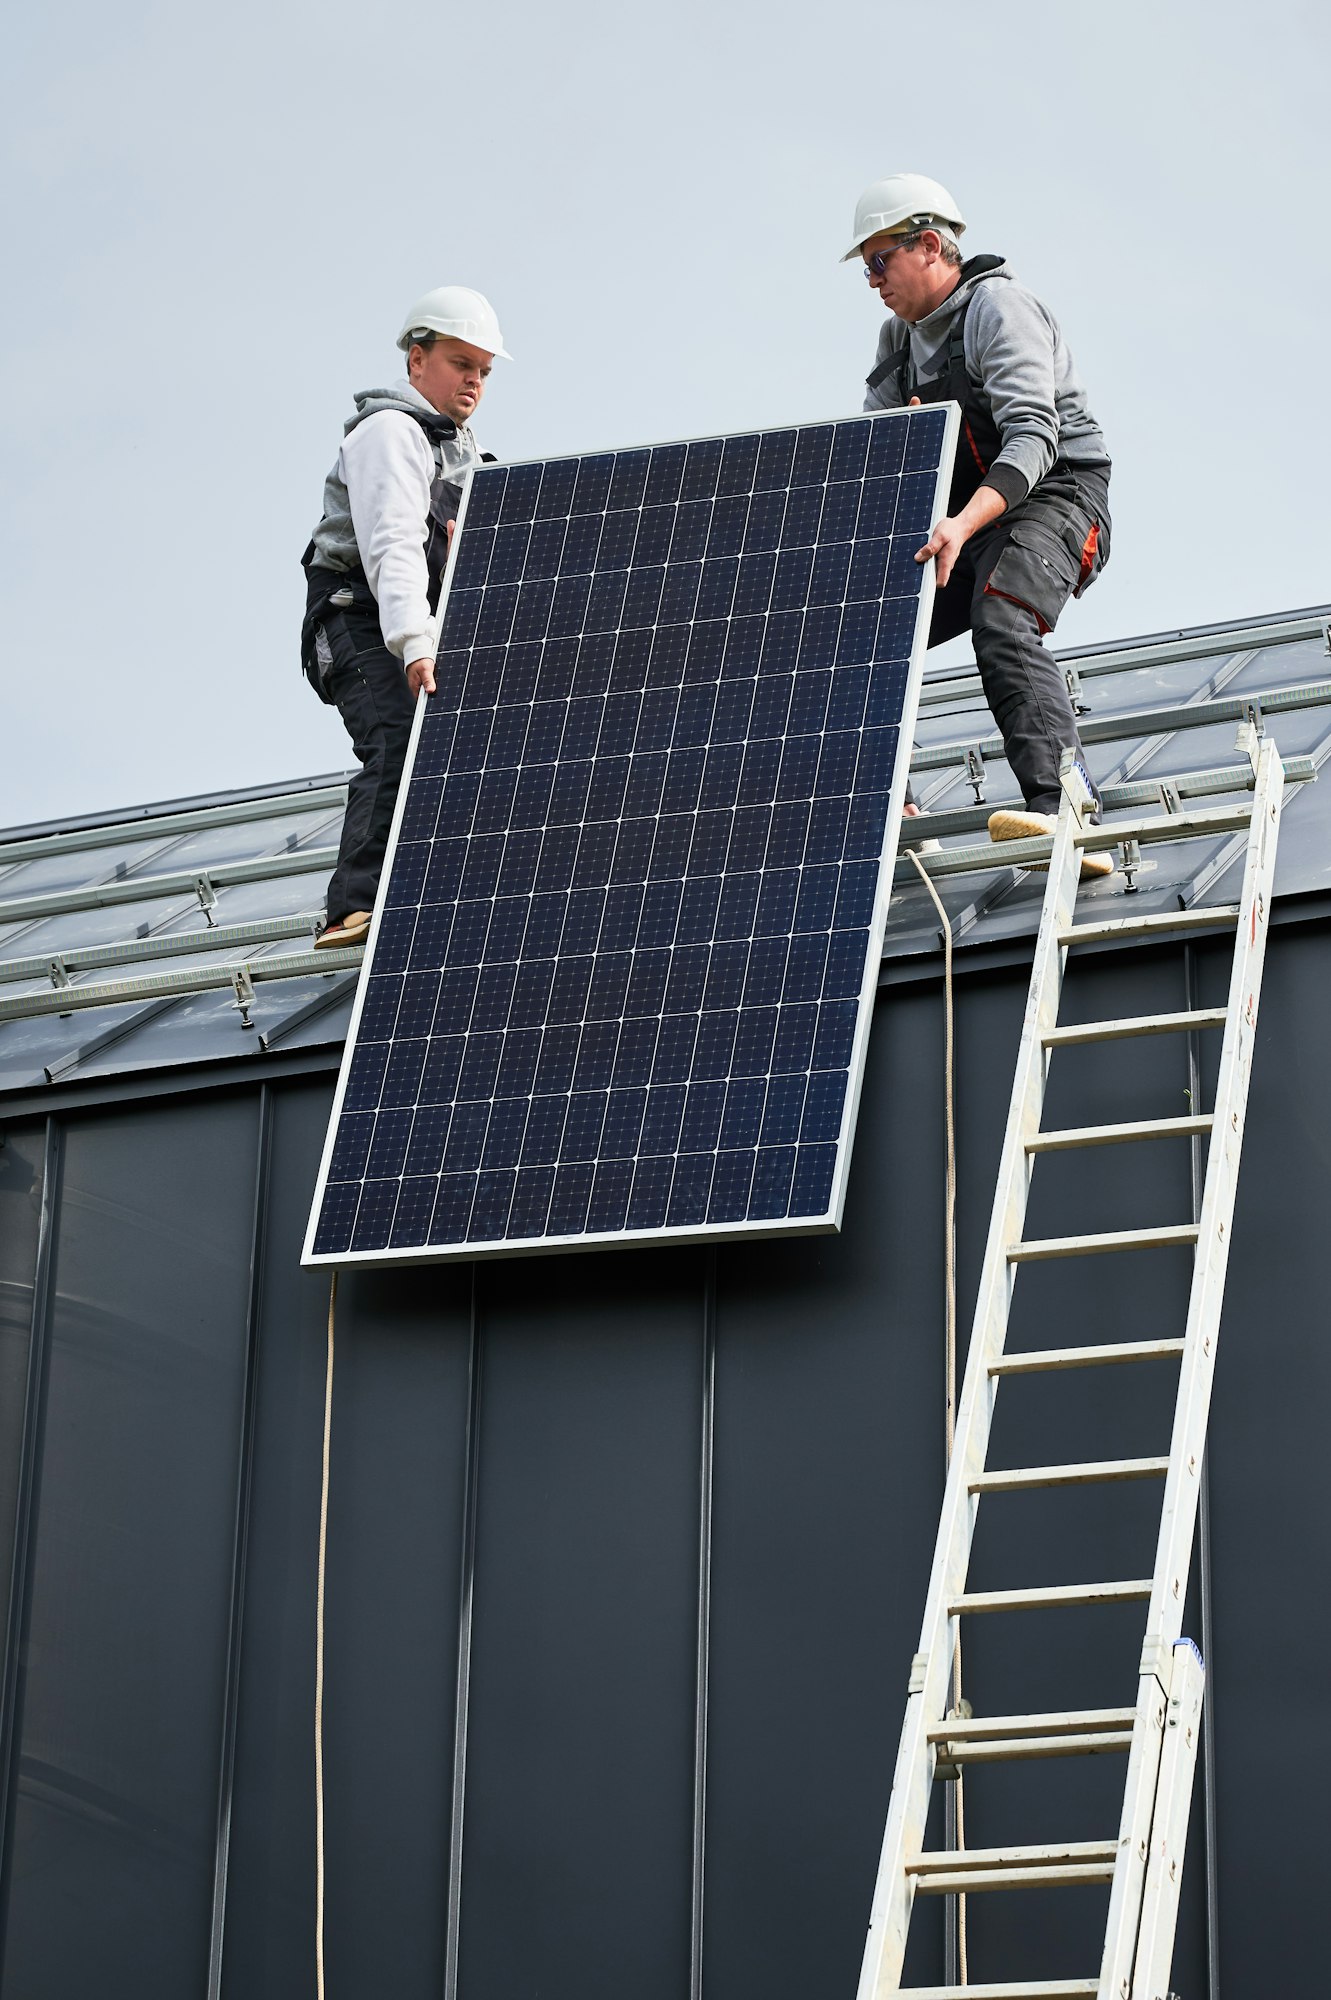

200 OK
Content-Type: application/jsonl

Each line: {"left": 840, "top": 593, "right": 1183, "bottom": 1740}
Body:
{"left": 315, "top": 607, "right": 415, "bottom": 922}
{"left": 928, "top": 469, "right": 1110, "bottom": 812}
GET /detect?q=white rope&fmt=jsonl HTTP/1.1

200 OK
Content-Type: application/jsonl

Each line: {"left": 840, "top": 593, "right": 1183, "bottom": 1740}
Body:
{"left": 907, "top": 849, "right": 967, "bottom": 1983}
{"left": 316, "top": 1270, "right": 337, "bottom": 2000}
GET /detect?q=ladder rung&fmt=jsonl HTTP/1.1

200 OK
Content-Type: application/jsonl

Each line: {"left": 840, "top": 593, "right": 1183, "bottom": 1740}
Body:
{"left": 990, "top": 1339, "right": 1186, "bottom": 1375}
{"left": 1026, "top": 1114, "right": 1213, "bottom": 1153}
{"left": 900, "top": 1985, "right": 1099, "bottom": 1999}
{"left": 970, "top": 1456, "right": 1169, "bottom": 1494}
{"left": 931, "top": 1731, "right": 1132, "bottom": 1765}
{"left": 1058, "top": 903, "right": 1240, "bottom": 946}
{"left": 929, "top": 1708, "right": 1135, "bottom": 1743}
{"left": 1079, "top": 803, "right": 1253, "bottom": 850}
{"left": 1008, "top": 1224, "right": 1199, "bottom": 1261}
{"left": 908, "top": 1840, "right": 1116, "bottom": 1875}
{"left": 950, "top": 1580, "right": 1152, "bottom": 1615}
{"left": 1042, "top": 1007, "right": 1227, "bottom": 1046}
{"left": 914, "top": 1861, "right": 1114, "bottom": 1893}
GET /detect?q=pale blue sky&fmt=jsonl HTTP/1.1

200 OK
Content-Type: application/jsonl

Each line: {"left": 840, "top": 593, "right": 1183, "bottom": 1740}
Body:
{"left": 3, "top": 0, "right": 1326, "bottom": 826}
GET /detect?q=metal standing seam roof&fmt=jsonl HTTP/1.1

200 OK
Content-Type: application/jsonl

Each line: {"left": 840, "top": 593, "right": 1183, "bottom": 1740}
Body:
{"left": 2, "top": 604, "right": 1328, "bottom": 1098}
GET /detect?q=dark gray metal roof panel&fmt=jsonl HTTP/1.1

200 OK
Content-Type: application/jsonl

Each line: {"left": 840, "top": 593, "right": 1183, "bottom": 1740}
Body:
{"left": 2, "top": 604, "right": 1328, "bottom": 1097}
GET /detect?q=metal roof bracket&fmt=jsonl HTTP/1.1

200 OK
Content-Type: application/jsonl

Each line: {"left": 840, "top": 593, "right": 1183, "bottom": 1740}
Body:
{"left": 964, "top": 746, "right": 987, "bottom": 803}
{"left": 231, "top": 965, "right": 257, "bottom": 1030}
{"left": 1120, "top": 838, "right": 1144, "bottom": 893}
{"left": 195, "top": 873, "right": 219, "bottom": 927}
{"left": 1235, "top": 701, "right": 1264, "bottom": 773}
{"left": 1065, "top": 663, "right": 1090, "bottom": 715}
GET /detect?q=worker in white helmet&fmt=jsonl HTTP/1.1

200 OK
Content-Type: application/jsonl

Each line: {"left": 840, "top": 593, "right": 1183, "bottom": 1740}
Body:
{"left": 302, "top": 287, "right": 512, "bottom": 947}
{"left": 845, "top": 175, "right": 1113, "bottom": 875}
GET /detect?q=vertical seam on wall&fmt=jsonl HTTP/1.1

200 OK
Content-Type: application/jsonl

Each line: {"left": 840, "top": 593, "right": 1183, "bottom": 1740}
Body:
{"left": 206, "top": 1084, "right": 273, "bottom": 2000}
{"left": 1184, "top": 943, "right": 1222, "bottom": 2000}
{"left": 0, "top": 1115, "right": 63, "bottom": 1983}
{"left": 690, "top": 1248, "right": 718, "bottom": 2000}
{"left": 443, "top": 1264, "right": 484, "bottom": 2000}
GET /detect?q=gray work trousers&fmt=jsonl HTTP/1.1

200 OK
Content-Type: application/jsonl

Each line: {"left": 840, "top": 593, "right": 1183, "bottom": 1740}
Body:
{"left": 315, "top": 607, "right": 414, "bottom": 921}
{"left": 928, "top": 468, "right": 1111, "bottom": 811}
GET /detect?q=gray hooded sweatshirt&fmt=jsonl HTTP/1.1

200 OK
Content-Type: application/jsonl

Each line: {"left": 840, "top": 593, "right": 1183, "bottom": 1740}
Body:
{"left": 862, "top": 258, "right": 1109, "bottom": 511}
{"left": 309, "top": 380, "right": 483, "bottom": 663}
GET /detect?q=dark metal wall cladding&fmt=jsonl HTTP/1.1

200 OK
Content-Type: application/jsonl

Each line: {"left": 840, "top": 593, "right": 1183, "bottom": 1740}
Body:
{"left": 1, "top": 1101, "right": 257, "bottom": 1999}
{"left": 0, "top": 926, "right": 1328, "bottom": 1996}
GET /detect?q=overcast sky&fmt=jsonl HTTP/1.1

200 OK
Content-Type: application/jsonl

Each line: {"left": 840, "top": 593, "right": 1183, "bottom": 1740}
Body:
{"left": 3, "top": 0, "right": 1327, "bottom": 829}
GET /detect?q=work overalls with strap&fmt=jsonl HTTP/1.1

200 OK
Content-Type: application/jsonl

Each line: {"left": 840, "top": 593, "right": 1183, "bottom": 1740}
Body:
{"left": 299, "top": 407, "right": 484, "bottom": 700}
{"left": 868, "top": 255, "right": 1107, "bottom": 638}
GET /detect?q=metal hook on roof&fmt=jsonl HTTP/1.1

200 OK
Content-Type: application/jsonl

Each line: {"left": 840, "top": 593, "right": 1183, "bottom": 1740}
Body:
{"left": 230, "top": 964, "right": 256, "bottom": 1030}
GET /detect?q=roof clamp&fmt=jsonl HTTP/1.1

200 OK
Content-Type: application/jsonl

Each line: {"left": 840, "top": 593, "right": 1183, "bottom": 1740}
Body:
{"left": 1064, "top": 663, "right": 1091, "bottom": 716}
{"left": 231, "top": 964, "right": 257, "bottom": 1030}
{"left": 195, "top": 872, "right": 219, "bottom": 928}
{"left": 1322, "top": 617, "right": 1331, "bottom": 655}
{"left": 48, "top": 955, "right": 74, "bottom": 1020}
{"left": 964, "top": 745, "right": 987, "bottom": 804}
{"left": 1235, "top": 700, "right": 1265, "bottom": 775}
{"left": 1159, "top": 780, "right": 1183, "bottom": 816}
{"left": 1119, "top": 837, "right": 1143, "bottom": 893}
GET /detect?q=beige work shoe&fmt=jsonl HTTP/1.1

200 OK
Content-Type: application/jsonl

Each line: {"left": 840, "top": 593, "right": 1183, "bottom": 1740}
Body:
{"left": 316, "top": 910, "right": 373, "bottom": 949}
{"left": 987, "top": 808, "right": 1114, "bottom": 879}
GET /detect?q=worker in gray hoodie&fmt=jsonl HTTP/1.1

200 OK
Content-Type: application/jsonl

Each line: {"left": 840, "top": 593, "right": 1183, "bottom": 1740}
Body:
{"left": 302, "top": 287, "right": 510, "bottom": 947}
{"left": 847, "top": 174, "right": 1112, "bottom": 875}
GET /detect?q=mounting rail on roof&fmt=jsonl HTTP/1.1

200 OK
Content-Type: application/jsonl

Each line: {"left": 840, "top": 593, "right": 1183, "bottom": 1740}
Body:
{"left": 2, "top": 608, "right": 1330, "bottom": 1083}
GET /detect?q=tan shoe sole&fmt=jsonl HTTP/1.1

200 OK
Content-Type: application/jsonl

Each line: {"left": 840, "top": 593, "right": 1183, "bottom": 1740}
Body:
{"left": 987, "top": 808, "right": 1057, "bottom": 842}
{"left": 987, "top": 810, "right": 1115, "bottom": 880}
{"left": 316, "top": 911, "right": 373, "bottom": 949}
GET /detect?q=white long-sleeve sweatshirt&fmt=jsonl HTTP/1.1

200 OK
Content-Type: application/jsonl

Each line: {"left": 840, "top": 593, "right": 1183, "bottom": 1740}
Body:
{"left": 308, "top": 380, "right": 483, "bottom": 664}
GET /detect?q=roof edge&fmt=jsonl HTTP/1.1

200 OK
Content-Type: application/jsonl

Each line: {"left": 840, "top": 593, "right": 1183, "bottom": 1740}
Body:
{"left": 0, "top": 768, "right": 357, "bottom": 848}
{"left": 6, "top": 605, "right": 1329, "bottom": 847}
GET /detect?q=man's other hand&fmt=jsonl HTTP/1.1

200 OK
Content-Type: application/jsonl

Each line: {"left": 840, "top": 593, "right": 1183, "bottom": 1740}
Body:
{"left": 916, "top": 482, "right": 1007, "bottom": 589}
{"left": 915, "top": 516, "right": 968, "bottom": 589}
{"left": 406, "top": 517, "right": 456, "bottom": 697}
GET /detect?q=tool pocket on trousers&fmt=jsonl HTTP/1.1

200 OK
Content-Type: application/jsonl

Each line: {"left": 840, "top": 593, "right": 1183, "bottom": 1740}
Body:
{"left": 984, "top": 519, "right": 1082, "bottom": 636}
{"left": 301, "top": 620, "right": 338, "bottom": 705}
{"left": 1067, "top": 506, "right": 1110, "bottom": 596}
{"left": 321, "top": 607, "right": 386, "bottom": 686}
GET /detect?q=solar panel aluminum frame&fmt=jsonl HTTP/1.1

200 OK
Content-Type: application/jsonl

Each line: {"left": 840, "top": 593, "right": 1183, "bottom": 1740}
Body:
{"left": 302, "top": 403, "right": 961, "bottom": 1267}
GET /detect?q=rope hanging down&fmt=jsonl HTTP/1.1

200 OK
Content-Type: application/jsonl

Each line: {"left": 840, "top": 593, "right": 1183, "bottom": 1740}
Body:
{"left": 906, "top": 849, "right": 967, "bottom": 1984}
{"left": 315, "top": 1270, "right": 337, "bottom": 2000}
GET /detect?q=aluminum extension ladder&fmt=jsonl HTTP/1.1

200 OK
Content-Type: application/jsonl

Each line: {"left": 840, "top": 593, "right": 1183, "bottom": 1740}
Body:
{"left": 857, "top": 732, "right": 1285, "bottom": 2000}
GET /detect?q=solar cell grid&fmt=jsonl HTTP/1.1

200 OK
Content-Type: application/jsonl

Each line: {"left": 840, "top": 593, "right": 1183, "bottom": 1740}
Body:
{"left": 305, "top": 404, "right": 957, "bottom": 1265}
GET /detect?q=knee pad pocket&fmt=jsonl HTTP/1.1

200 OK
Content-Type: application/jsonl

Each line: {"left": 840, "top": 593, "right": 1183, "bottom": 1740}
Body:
{"left": 983, "top": 519, "right": 1082, "bottom": 635}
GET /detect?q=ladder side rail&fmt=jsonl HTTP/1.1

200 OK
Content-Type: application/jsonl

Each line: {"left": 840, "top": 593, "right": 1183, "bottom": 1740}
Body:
{"left": 1131, "top": 1643, "right": 1206, "bottom": 2000}
{"left": 855, "top": 800, "right": 1087, "bottom": 2000}
{"left": 1139, "top": 733, "right": 1282, "bottom": 1681}
{"left": 1097, "top": 737, "right": 1283, "bottom": 1999}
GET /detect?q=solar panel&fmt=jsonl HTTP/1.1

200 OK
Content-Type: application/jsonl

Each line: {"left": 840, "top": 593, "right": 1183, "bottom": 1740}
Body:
{"left": 303, "top": 404, "right": 958, "bottom": 1265}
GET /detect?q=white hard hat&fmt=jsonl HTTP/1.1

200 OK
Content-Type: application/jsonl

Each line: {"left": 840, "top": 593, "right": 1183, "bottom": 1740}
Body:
{"left": 840, "top": 174, "right": 967, "bottom": 262}
{"left": 395, "top": 285, "right": 512, "bottom": 359}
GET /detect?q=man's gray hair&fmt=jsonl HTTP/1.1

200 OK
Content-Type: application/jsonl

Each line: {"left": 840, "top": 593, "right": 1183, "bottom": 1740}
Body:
{"left": 899, "top": 221, "right": 964, "bottom": 268}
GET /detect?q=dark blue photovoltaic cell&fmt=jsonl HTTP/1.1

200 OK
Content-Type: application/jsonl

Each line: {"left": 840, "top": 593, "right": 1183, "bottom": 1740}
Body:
{"left": 310, "top": 406, "right": 952, "bottom": 1258}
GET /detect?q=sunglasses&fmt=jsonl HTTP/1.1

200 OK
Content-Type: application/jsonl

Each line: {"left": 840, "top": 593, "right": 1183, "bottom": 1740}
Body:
{"left": 863, "top": 239, "right": 919, "bottom": 279}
